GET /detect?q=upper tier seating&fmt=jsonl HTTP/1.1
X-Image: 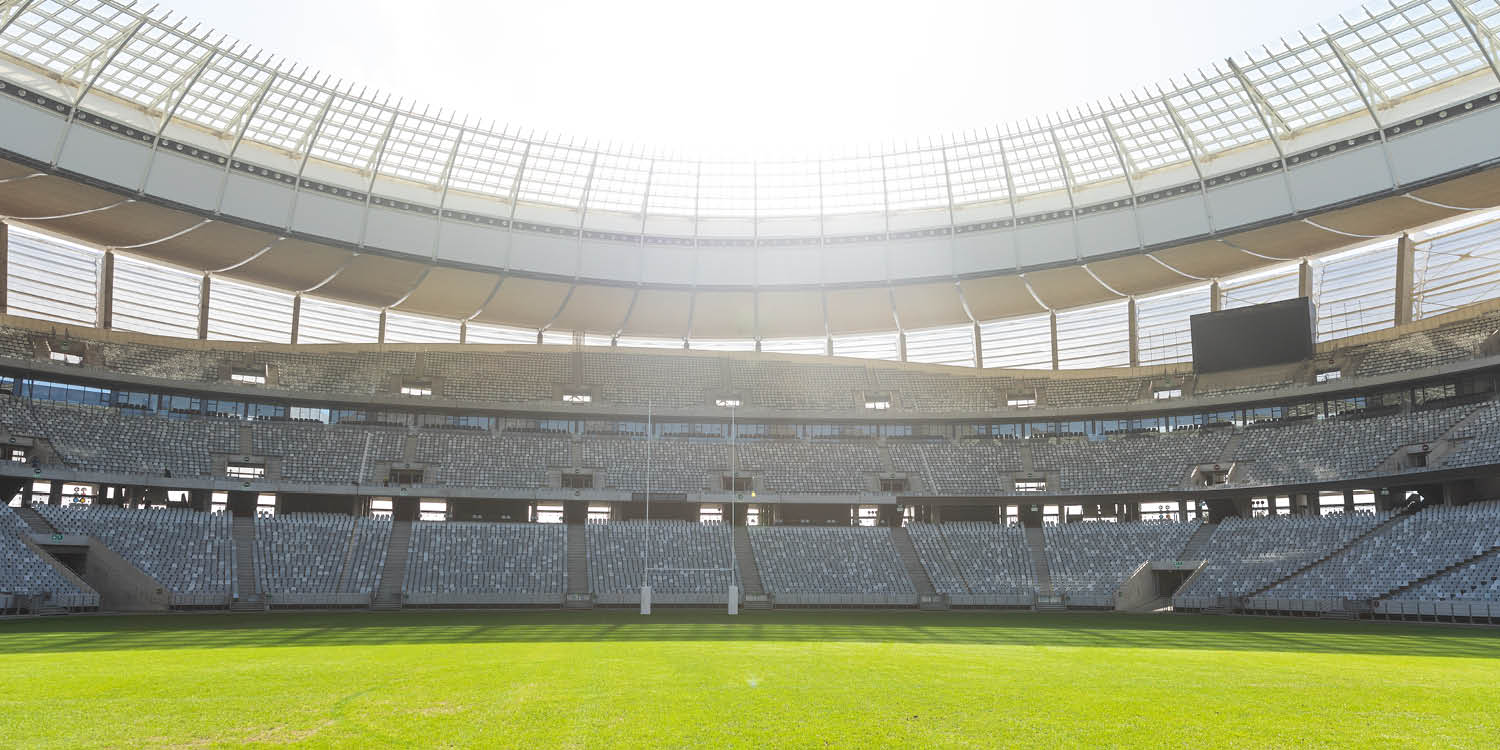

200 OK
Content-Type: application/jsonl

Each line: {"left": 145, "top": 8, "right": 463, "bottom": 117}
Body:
{"left": 1045, "top": 520, "right": 1199, "bottom": 598}
{"left": 1264, "top": 501, "right": 1500, "bottom": 600}
{"left": 586, "top": 520, "right": 735, "bottom": 594}
{"left": 417, "top": 431, "right": 570, "bottom": 488}
{"left": 0, "top": 505, "right": 98, "bottom": 607}
{"left": 888, "top": 441, "right": 1022, "bottom": 495}
{"left": 253, "top": 422, "right": 404, "bottom": 484}
{"left": 1352, "top": 310, "right": 1500, "bottom": 377}
{"left": 1395, "top": 547, "right": 1500, "bottom": 601}
{"left": 749, "top": 526, "right": 914, "bottom": 595}
{"left": 253, "top": 513, "right": 389, "bottom": 595}
{"left": 584, "top": 352, "right": 719, "bottom": 409}
{"left": 36, "top": 504, "right": 233, "bottom": 596}
{"left": 735, "top": 440, "right": 883, "bottom": 494}
{"left": 729, "top": 360, "right": 868, "bottom": 410}
{"left": 1232, "top": 403, "right": 1477, "bottom": 485}
{"left": 30, "top": 402, "right": 238, "bottom": 476}
{"left": 426, "top": 350, "right": 568, "bottom": 403}
{"left": 907, "top": 522, "right": 1035, "bottom": 595}
{"left": 1175, "top": 512, "right": 1390, "bottom": 601}
{"left": 1444, "top": 400, "right": 1500, "bottom": 469}
{"left": 1032, "top": 431, "right": 1229, "bottom": 494}
{"left": 403, "top": 521, "right": 564, "bottom": 595}
{"left": 582, "top": 437, "right": 726, "bottom": 493}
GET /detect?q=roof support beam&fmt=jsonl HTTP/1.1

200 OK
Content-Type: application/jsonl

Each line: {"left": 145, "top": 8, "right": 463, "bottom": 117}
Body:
{"left": 1046, "top": 121, "right": 1084, "bottom": 261}
{"left": 52, "top": 14, "right": 149, "bottom": 166}
{"left": 1225, "top": 58, "right": 1294, "bottom": 139}
{"left": 1099, "top": 113, "right": 1147, "bottom": 250}
{"left": 139, "top": 46, "right": 221, "bottom": 193}
{"left": 1323, "top": 34, "right": 1400, "bottom": 188}
{"left": 0, "top": 1, "right": 37, "bottom": 39}
{"left": 1226, "top": 59, "right": 1298, "bottom": 209}
{"left": 994, "top": 127, "right": 1023, "bottom": 271}
{"left": 1449, "top": 0, "right": 1500, "bottom": 83}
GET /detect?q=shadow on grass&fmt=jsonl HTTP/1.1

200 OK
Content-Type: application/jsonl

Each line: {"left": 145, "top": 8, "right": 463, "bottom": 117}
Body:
{"left": 0, "top": 610, "right": 1495, "bottom": 658}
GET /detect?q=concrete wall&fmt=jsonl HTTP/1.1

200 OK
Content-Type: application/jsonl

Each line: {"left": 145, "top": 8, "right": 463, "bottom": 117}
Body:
{"left": 79, "top": 538, "right": 171, "bottom": 612}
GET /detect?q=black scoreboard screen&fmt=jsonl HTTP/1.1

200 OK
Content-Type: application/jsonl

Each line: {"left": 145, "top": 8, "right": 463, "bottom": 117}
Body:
{"left": 1190, "top": 297, "right": 1316, "bottom": 374}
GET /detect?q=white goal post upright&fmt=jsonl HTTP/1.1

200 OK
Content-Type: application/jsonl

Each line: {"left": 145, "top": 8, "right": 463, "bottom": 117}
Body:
{"left": 642, "top": 398, "right": 651, "bottom": 615}
{"left": 638, "top": 400, "right": 741, "bottom": 616}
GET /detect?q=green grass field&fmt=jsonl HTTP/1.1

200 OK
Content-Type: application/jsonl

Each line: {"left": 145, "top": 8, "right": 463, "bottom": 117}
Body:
{"left": 1, "top": 610, "right": 1497, "bottom": 748}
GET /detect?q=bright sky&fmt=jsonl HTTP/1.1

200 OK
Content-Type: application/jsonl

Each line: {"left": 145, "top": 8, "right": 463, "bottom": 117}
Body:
{"left": 165, "top": 0, "right": 1363, "bottom": 158}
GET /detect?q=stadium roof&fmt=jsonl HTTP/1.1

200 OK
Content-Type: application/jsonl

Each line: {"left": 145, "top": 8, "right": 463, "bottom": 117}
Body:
{"left": 1, "top": 0, "right": 1498, "bottom": 219}
{"left": 0, "top": 0, "right": 1498, "bottom": 349}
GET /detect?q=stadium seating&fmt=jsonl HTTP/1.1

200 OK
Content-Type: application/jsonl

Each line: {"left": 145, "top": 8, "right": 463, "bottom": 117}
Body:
{"left": 1045, "top": 520, "right": 1198, "bottom": 602}
{"left": 1032, "top": 431, "right": 1228, "bottom": 494}
{"left": 586, "top": 520, "right": 735, "bottom": 599}
{"left": 1232, "top": 403, "right": 1477, "bottom": 485}
{"left": 253, "top": 513, "right": 389, "bottom": 595}
{"left": 417, "top": 431, "right": 570, "bottom": 487}
{"left": 1352, "top": 311, "right": 1500, "bottom": 377}
{"left": 1174, "top": 512, "right": 1390, "bottom": 602}
{"left": 584, "top": 352, "right": 719, "bottom": 409}
{"left": 735, "top": 440, "right": 882, "bottom": 494}
{"left": 582, "top": 437, "right": 726, "bottom": 493}
{"left": 0, "top": 505, "right": 99, "bottom": 608}
{"left": 729, "top": 360, "right": 869, "bottom": 410}
{"left": 907, "top": 522, "right": 1035, "bottom": 596}
{"left": 37, "top": 504, "right": 233, "bottom": 598}
{"left": 1264, "top": 501, "right": 1500, "bottom": 600}
{"left": 888, "top": 441, "right": 1022, "bottom": 495}
{"left": 403, "top": 521, "right": 565, "bottom": 598}
{"left": 427, "top": 350, "right": 568, "bottom": 403}
{"left": 1395, "top": 547, "right": 1500, "bottom": 601}
{"left": 749, "top": 526, "right": 914, "bottom": 598}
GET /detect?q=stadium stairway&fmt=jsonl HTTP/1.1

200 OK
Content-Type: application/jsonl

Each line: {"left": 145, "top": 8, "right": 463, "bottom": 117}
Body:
{"left": 1179, "top": 523, "right": 1217, "bottom": 560}
{"left": 14, "top": 506, "right": 56, "bottom": 535}
{"left": 1248, "top": 510, "right": 1414, "bottom": 597}
{"left": 889, "top": 525, "right": 936, "bottom": 597}
{"left": 732, "top": 526, "right": 770, "bottom": 609}
{"left": 333, "top": 522, "right": 360, "bottom": 593}
{"left": 371, "top": 520, "right": 411, "bottom": 611}
{"left": 230, "top": 517, "right": 265, "bottom": 612}
{"left": 1025, "top": 526, "right": 1054, "bottom": 597}
{"left": 565, "top": 523, "right": 592, "bottom": 608}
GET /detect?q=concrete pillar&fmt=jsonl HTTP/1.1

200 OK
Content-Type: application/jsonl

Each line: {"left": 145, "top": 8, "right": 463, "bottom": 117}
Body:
{"left": 378, "top": 309, "right": 388, "bottom": 344}
{"left": 458, "top": 319, "right": 467, "bottom": 344}
{"left": 1049, "top": 310, "right": 1060, "bottom": 370}
{"left": 972, "top": 322, "right": 983, "bottom": 368}
{"left": 1395, "top": 233, "right": 1415, "bottom": 325}
{"left": 0, "top": 220, "right": 7, "bottom": 314}
{"left": 897, "top": 331, "right": 907, "bottom": 362}
{"left": 97, "top": 250, "right": 115, "bottom": 329}
{"left": 1298, "top": 259, "right": 1314, "bottom": 299}
{"left": 196, "top": 274, "right": 211, "bottom": 340}
{"left": 1344, "top": 488, "right": 1356, "bottom": 515}
{"left": 289, "top": 293, "right": 302, "bottom": 344}
{"left": 1127, "top": 297, "right": 1139, "bottom": 367}
{"left": 47, "top": 481, "right": 62, "bottom": 507}
{"left": 1209, "top": 280, "right": 1222, "bottom": 312}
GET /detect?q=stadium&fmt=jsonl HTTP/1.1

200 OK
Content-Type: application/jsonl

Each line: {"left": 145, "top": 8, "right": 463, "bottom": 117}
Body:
{"left": 2, "top": 0, "right": 1500, "bottom": 746}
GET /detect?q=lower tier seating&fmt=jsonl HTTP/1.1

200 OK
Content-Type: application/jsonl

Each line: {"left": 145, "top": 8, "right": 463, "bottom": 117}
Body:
{"left": 587, "top": 520, "right": 735, "bottom": 595}
{"left": 0, "top": 505, "right": 98, "bottom": 608}
{"left": 37, "top": 504, "right": 233, "bottom": 597}
{"left": 1045, "top": 520, "right": 1199, "bottom": 600}
{"left": 1175, "top": 512, "right": 1390, "bottom": 601}
{"left": 749, "top": 526, "right": 914, "bottom": 596}
{"left": 403, "top": 521, "right": 565, "bottom": 596}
